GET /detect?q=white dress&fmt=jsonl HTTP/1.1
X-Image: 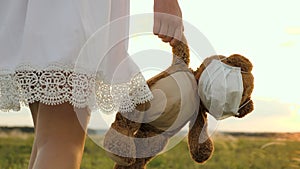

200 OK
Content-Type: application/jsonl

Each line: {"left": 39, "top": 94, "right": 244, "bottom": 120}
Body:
{"left": 0, "top": 0, "right": 153, "bottom": 113}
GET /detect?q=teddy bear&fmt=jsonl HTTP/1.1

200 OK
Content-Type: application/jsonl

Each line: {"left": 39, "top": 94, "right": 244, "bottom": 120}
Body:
{"left": 103, "top": 35, "right": 255, "bottom": 169}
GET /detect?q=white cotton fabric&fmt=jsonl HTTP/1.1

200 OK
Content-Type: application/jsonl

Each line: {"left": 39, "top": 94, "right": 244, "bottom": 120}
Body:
{"left": 198, "top": 59, "right": 243, "bottom": 120}
{"left": 0, "top": 0, "right": 153, "bottom": 113}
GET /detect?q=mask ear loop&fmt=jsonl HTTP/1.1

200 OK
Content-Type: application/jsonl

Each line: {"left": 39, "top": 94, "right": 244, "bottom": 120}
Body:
{"left": 236, "top": 99, "right": 252, "bottom": 116}
{"left": 237, "top": 69, "right": 251, "bottom": 116}
{"left": 219, "top": 57, "right": 227, "bottom": 61}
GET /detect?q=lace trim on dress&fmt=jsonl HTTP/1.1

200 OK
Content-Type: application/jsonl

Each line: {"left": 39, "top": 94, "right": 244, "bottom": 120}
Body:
{"left": 0, "top": 63, "right": 153, "bottom": 113}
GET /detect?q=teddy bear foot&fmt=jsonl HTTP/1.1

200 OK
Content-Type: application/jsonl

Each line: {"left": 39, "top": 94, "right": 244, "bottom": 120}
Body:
{"left": 189, "top": 137, "right": 214, "bottom": 163}
{"left": 114, "top": 158, "right": 147, "bottom": 169}
{"left": 103, "top": 128, "right": 136, "bottom": 166}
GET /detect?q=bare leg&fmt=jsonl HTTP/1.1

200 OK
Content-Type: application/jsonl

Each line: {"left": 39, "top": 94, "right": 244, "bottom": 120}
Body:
{"left": 32, "top": 102, "right": 90, "bottom": 169}
{"left": 28, "top": 102, "right": 40, "bottom": 169}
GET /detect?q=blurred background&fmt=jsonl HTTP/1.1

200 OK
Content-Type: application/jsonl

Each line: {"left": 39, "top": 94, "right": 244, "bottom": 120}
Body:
{"left": 1, "top": 0, "right": 299, "bottom": 133}
{"left": 1, "top": 1, "right": 299, "bottom": 169}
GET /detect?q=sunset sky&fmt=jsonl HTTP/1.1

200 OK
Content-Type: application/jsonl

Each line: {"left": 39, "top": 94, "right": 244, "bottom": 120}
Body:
{"left": 1, "top": 0, "right": 299, "bottom": 133}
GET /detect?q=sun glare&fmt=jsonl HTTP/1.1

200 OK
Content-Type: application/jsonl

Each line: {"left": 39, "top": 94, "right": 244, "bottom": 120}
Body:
{"left": 288, "top": 104, "right": 300, "bottom": 131}
{"left": 289, "top": 105, "right": 300, "bottom": 116}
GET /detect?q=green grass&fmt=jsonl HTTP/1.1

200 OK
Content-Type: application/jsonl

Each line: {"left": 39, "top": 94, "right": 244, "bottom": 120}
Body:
{"left": 0, "top": 132, "right": 300, "bottom": 169}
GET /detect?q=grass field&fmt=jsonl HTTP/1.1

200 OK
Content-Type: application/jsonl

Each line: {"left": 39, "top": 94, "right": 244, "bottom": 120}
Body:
{"left": 0, "top": 129, "right": 300, "bottom": 169}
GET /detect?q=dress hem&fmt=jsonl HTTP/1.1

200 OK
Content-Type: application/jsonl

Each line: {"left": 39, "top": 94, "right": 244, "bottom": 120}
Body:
{"left": 0, "top": 63, "right": 153, "bottom": 114}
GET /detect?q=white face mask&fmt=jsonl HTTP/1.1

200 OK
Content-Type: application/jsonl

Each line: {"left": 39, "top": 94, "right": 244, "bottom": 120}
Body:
{"left": 198, "top": 59, "right": 244, "bottom": 120}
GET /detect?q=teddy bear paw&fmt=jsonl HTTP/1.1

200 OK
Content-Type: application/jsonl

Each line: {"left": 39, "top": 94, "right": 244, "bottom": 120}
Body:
{"left": 103, "top": 128, "right": 136, "bottom": 166}
{"left": 114, "top": 158, "right": 147, "bottom": 169}
{"left": 189, "top": 137, "right": 214, "bottom": 163}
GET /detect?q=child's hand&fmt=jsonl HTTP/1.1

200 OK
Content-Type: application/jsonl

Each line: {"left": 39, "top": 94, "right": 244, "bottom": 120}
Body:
{"left": 153, "top": 0, "right": 183, "bottom": 46}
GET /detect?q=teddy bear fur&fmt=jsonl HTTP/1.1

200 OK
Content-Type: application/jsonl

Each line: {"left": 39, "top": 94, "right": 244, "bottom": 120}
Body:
{"left": 103, "top": 36, "right": 255, "bottom": 169}
{"left": 103, "top": 37, "right": 191, "bottom": 168}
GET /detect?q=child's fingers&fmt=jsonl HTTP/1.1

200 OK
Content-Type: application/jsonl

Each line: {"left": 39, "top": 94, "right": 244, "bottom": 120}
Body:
{"left": 153, "top": 15, "right": 161, "bottom": 35}
{"left": 158, "top": 23, "right": 168, "bottom": 39}
{"left": 170, "top": 27, "right": 183, "bottom": 46}
{"left": 162, "top": 26, "right": 175, "bottom": 42}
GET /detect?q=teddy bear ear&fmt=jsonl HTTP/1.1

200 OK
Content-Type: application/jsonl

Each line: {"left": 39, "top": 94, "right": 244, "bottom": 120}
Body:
{"left": 225, "top": 54, "right": 253, "bottom": 73}
{"left": 236, "top": 98, "right": 254, "bottom": 118}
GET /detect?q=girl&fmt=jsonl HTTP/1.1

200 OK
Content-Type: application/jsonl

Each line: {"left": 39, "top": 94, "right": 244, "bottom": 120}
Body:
{"left": 0, "top": 0, "right": 183, "bottom": 168}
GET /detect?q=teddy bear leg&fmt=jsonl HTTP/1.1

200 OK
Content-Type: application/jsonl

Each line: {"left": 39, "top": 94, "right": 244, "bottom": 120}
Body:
{"left": 103, "top": 112, "right": 142, "bottom": 166}
{"left": 113, "top": 158, "right": 147, "bottom": 169}
{"left": 134, "top": 124, "right": 169, "bottom": 169}
{"left": 188, "top": 111, "right": 214, "bottom": 163}
{"left": 112, "top": 123, "right": 169, "bottom": 169}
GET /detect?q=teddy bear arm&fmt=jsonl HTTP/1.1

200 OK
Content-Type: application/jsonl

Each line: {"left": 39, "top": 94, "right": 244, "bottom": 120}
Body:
{"left": 188, "top": 110, "right": 214, "bottom": 163}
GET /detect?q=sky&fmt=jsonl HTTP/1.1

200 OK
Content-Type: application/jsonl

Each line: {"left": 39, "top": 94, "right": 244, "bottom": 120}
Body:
{"left": 1, "top": 0, "right": 300, "bottom": 133}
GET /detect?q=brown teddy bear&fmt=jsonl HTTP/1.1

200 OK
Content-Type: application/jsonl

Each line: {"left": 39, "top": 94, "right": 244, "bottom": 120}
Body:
{"left": 103, "top": 36, "right": 254, "bottom": 169}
